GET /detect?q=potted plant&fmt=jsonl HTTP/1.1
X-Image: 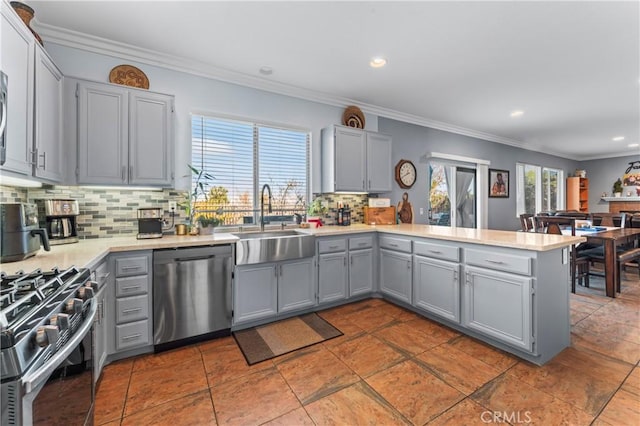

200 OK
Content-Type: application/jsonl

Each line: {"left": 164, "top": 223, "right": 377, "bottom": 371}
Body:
{"left": 197, "top": 215, "right": 220, "bottom": 235}
{"left": 306, "top": 198, "right": 327, "bottom": 223}
{"left": 179, "top": 164, "right": 215, "bottom": 232}
{"left": 612, "top": 178, "right": 623, "bottom": 197}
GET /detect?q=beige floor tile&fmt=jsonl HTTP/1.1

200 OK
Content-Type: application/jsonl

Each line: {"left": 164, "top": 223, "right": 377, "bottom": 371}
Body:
{"left": 427, "top": 399, "right": 491, "bottom": 425}
{"left": 596, "top": 389, "right": 640, "bottom": 425}
{"left": 416, "top": 344, "right": 503, "bottom": 395}
{"left": 472, "top": 374, "right": 594, "bottom": 425}
{"left": 121, "top": 389, "right": 216, "bottom": 426}
{"left": 305, "top": 381, "right": 409, "bottom": 425}
{"left": 131, "top": 345, "right": 202, "bottom": 372}
{"left": 276, "top": 346, "right": 359, "bottom": 404}
{"left": 124, "top": 357, "right": 209, "bottom": 416}
{"left": 261, "top": 407, "right": 315, "bottom": 426}
{"left": 328, "top": 334, "right": 405, "bottom": 378}
{"left": 366, "top": 360, "right": 465, "bottom": 424}
{"left": 211, "top": 367, "right": 301, "bottom": 426}
{"left": 201, "top": 337, "right": 274, "bottom": 387}
{"left": 374, "top": 321, "right": 442, "bottom": 356}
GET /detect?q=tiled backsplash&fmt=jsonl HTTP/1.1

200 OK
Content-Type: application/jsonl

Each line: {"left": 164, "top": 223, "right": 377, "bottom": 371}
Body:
{"left": 1, "top": 185, "right": 185, "bottom": 239}
{"left": 1, "top": 185, "right": 371, "bottom": 238}
{"left": 313, "top": 193, "right": 369, "bottom": 225}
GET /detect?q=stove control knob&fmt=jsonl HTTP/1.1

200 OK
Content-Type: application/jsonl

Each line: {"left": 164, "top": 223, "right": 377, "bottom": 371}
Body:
{"left": 86, "top": 280, "right": 99, "bottom": 291}
{"left": 78, "top": 286, "right": 95, "bottom": 301}
{"left": 35, "top": 325, "right": 60, "bottom": 347}
{"left": 65, "top": 298, "right": 83, "bottom": 314}
{"left": 50, "top": 313, "right": 70, "bottom": 330}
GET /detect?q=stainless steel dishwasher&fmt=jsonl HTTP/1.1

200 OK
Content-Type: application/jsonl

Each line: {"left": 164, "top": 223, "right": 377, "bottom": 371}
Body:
{"left": 153, "top": 244, "right": 233, "bottom": 350}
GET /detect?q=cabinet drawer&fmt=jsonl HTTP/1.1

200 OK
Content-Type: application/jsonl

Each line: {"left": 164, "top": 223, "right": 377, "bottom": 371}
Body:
{"left": 349, "top": 235, "right": 373, "bottom": 250}
{"left": 318, "top": 238, "right": 347, "bottom": 254}
{"left": 115, "top": 275, "right": 149, "bottom": 297}
{"left": 115, "top": 295, "right": 149, "bottom": 324}
{"left": 465, "top": 248, "right": 532, "bottom": 276}
{"left": 115, "top": 320, "right": 150, "bottom": 351}
{"left": 414, "top": 240, "right": 459, "bottom": 262}
{"left": 115, "top": 256, "right": 148, "bottom": 277}
{"left": 379, "top": 235, "right": 412, "bottom": 253}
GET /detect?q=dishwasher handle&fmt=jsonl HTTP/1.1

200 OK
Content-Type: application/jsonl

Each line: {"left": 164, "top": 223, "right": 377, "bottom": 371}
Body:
{"left": 153, "top": 245, "right": 233, "bottom": 264}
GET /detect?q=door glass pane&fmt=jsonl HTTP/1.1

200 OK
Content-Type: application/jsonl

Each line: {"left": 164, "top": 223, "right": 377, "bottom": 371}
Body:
{"left": 543, "top": 169, "right": 559, "bottom": 211}
{"left": 456, "top": 167, "right": 476, "bottom": 228}
{"left": 429, "top": 164, "right": 451, "bottom": 226}
{"left": 524, "top": 164, "right": 537, "bottom": 214}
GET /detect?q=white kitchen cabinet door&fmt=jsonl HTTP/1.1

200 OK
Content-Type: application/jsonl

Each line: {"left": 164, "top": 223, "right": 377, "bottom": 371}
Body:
{"left": 77, "top": 82, "right": 128, "bottom": 184}
{"left": 1, "top": 4, "right": 34, "bottom": 176}
{"left": 365, "top": 132, "right": 392, "bottom": 192}
{"left": 129, "top": 91, "right": 174, "bottom": 186}
{"left": 233, "top": 264, "right": 278, "bottom": 324}
{"left": 278, "top": 258, "right": 316, "bottom": 313}
{"left": 33, "top": 46, "right": 64, "bottom": 182}
{"left": 413, "top": 255, "right": 460, "bottom": 323}
{"left": 463, "top": 266, "right": 533, "bottom": 352}
{"left": 379, "top": 249, "right": 412, "bottom": 303}
{"left": 349, "top": 248, "right": 374, "bottom": 296}
{"left": 318, "top": 252, "right": 348, "bottom": 304}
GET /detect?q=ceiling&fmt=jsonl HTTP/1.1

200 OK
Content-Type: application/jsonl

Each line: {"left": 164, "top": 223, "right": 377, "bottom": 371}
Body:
{"left": 28, "top": 1, "right": 640, "bottom": 161}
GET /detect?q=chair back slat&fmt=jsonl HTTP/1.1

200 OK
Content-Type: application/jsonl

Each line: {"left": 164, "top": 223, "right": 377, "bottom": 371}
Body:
{"left": 519, "top": 214, "right": 534, "bottom": 231}
{"left": 534, "top": 216, "right": 576, "bottom": 235}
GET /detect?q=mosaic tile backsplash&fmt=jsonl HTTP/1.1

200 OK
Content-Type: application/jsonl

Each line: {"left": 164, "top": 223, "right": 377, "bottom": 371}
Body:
{"left": 1, "top": 185, "right": 186, "bottom": 239}
{"left": 0, "top": 185, "right": 370, "bottom": 238}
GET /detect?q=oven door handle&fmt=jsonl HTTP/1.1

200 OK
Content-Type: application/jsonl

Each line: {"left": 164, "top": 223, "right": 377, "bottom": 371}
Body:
{"left": 22, "top": 301, "right": 97, "bottom": 394}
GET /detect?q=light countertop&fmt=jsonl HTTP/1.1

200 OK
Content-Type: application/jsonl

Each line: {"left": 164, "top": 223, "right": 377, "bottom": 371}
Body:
{"left": 1, "top": 225, "right": 584, "bottom": 274}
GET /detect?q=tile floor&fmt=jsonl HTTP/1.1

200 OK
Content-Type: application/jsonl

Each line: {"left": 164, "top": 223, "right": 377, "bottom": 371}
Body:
{"left": 95, "top": 269, "right": 640, "bottom": 425}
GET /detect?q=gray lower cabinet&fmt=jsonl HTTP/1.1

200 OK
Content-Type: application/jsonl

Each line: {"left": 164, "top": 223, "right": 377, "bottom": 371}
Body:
{"left": 278, "top": 258, "right": 316, "bottom": 313}
{"left": 107, "top": 251, "right": 153, "bottom": 354}
{"left": 379, "top": 249, "right": 412, "bottom": 303}
{"left": 318, "top": 252, "right": 348, "bottom": 304}
{"left": 413, "top": 255, "right": 460, "bottom": 323}
{"left": 463, "top": 266, "right": 533, "bottom": 351}
{"left": 233, "top": 263, "right": 278, "bottom": 324}
{"left": 349, "top": 249, "right": 373, "bottom": 296}
{"left": 234, "top": 258, "right": 315, "bottom": 325}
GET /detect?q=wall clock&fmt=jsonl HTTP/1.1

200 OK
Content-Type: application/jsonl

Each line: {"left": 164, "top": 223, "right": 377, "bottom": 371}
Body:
{"left": 395, "top": 159, "right": 416, "bottom": 189}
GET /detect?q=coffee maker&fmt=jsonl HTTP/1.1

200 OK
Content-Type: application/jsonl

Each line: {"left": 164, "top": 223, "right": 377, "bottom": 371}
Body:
{"left": 39, "top": 199, "right": 80, "bottom": 245}
{"left": 0, "top": 203, "right": 51, "bottom": 262}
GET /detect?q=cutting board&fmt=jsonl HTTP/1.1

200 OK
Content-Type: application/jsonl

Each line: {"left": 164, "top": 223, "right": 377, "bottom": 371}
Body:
{"left": 363, "top": 207, "right": 396, "bottom": 225}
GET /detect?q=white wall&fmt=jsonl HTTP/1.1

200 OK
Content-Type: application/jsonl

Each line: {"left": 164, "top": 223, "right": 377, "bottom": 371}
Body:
{"left": 45, "top": 43, "right": 378, "bottom": 194}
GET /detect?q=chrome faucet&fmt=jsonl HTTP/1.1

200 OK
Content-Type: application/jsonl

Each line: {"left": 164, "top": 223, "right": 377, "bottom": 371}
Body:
{"left": 260, "top": 184, "right": 272, "bottom": 231}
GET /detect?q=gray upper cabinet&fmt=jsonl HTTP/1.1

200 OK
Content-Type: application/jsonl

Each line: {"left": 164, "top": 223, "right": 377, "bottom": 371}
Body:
{"left": 77, "top": 81, "right": 174, "bottom": 187}
{"left": 1, "top": 3, "right": 34, "bottom": 176}
{"left": 366, "top": 132, "right": 392, "bottom": 192}
{"left": 33, "top": 46, "right": 64, "bottom": 182}
{"left": 321, "top": 125, "right": 392, "bottom": 193}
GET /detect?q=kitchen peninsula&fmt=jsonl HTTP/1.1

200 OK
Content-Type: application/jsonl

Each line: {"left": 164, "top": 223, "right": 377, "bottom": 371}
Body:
{"left": 0, "top": 224, "right": 584, "bottom": 367}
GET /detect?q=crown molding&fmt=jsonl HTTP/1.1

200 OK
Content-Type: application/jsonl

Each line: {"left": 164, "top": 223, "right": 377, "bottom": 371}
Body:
{"left": 34, "top": 22, "right": 585, "bottom": 162}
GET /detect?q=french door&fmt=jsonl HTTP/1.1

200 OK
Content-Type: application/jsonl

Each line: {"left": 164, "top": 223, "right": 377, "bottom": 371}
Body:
{"left": 429, "top": 163, "right": 477, "bottom": 228}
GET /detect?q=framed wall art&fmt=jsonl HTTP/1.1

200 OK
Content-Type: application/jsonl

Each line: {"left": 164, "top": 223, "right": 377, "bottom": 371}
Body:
{"left": 489, "top": 169, "right": 509, "bottom": 198}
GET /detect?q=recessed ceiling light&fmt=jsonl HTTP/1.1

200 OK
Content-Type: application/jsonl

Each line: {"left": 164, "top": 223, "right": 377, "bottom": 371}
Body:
{"left": 510, "top": 110, "right": 524, "bottom": 117}
{"left": 628, "top": 143, "right": 639, "bottom": 148}
{"left": 259, "top": 66, "right": 273, "bottom": 76}
{"left": 612, "top": 136, "right": 625, "bottom": 141}
{"left": 369, "top": 57, "right": 387, "bottom": 68}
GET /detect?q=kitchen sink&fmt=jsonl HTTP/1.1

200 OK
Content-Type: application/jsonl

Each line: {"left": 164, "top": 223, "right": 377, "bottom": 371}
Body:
{"left": 232, "top": 230, "right": 315, "bottom": 265}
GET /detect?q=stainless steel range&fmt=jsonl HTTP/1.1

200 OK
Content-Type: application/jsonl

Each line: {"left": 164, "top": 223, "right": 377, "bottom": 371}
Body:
{"left": 1, "top": 266, "right": 98, "bottom": 426}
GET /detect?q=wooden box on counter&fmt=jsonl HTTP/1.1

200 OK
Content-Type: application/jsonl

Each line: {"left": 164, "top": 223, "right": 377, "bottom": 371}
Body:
{"left": 363, "top": 207, "right": 396, "bottom": 225}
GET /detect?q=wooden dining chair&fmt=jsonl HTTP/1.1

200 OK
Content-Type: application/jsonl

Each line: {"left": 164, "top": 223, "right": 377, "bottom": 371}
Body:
{"left": 519, "top": 214, "right": 534, "bottom": 231}
{"left": 592, "top": 212, "right": 628, "bottom": 228}
{"left": 533, "top": 216, "right": 589, "bottom": 292}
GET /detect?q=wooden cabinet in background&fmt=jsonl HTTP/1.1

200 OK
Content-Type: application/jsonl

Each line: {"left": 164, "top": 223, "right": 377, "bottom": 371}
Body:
{"left": 566, "top": 177, "right": 588, "bottom": 212}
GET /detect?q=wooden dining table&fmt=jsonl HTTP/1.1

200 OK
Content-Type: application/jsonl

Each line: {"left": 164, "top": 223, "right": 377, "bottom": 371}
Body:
{"left": 570, "top": 227, "right": 640, "bottom": 297}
